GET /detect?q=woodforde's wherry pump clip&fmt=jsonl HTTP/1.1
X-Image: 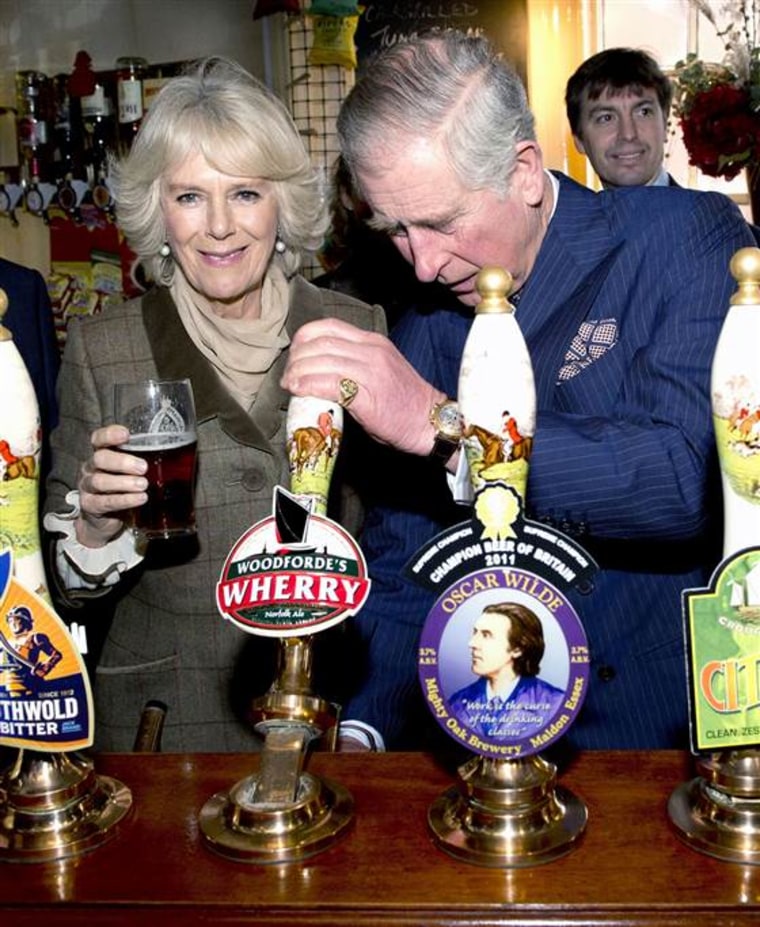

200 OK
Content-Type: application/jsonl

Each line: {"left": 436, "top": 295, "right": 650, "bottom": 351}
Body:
{"left": 0, "top": 287, "right": 132, "bottom": 862}
{"left": 669, "top": 247, "right": 760, "bottom": 865}
{"left": 200, "top": 396, "right": 370, "bottom": 864}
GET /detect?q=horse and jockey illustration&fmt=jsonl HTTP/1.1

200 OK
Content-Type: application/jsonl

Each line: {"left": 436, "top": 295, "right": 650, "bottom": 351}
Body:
{"left": 287, "top": 408, "right": 342, "bottom": 477}
{"left": 464, "top": 410, "right": 534, "bottom": 469}
{"left": 0, "top": 438, "right": 37, "bottom": 481}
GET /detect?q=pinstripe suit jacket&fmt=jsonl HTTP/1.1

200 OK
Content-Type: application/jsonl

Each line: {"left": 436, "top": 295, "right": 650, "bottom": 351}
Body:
{"left": 45, "top": 280, "right": 385, "bottom": 752}
{"left": 342, "top": 173, "right": 755, "bottom": 753}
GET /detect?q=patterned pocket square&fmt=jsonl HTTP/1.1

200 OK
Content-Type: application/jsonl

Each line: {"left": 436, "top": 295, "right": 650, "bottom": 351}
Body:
{"left": 557, "top": 317, "right": 618, "bottom": 382}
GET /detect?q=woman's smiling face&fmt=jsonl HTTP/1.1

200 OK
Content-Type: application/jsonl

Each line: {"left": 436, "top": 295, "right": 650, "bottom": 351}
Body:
{"left": 161, "top": 150, "right": 279, "bottom": 320}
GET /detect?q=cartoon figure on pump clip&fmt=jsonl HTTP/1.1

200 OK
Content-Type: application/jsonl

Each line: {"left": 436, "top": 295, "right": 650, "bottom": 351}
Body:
{"left": 0, "top": 604, "right": 62, "bottom": 697}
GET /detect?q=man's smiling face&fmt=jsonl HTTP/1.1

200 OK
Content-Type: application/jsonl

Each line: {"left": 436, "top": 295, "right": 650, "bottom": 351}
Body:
{"left": 573, "top": 86, "right": 668, "bottom": 188}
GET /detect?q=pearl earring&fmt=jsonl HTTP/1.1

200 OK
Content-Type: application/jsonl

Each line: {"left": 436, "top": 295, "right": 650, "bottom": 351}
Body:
{"left": 159, "top": 243, "right": 171, "bottom": 258}
{"left": 275, "top": 238, "right": 286, "bottom": 254}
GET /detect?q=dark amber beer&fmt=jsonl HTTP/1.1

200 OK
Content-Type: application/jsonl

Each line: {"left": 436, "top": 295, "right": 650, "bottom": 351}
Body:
{"left": 125, "top": 432, "right": 197, "bottom": 539}
{"left": 115, "top": 378, "right": 197, "bottom": 541}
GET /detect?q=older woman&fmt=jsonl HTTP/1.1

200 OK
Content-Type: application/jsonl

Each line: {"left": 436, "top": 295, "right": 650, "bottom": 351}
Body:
{"left": 44, "top": 57, "right": 385, "bottom": 752}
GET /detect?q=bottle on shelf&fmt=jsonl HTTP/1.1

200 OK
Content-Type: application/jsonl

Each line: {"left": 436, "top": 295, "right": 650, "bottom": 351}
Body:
{"left": 52, "top": 73, "right": 89, "bottom": 221}
{"left": 52, "top": 74, "right": 88, "bottom": 181}
{"left": 142, "top": 61, "right": 181, "bottom": 114}
{"left": 16, "top": 70, "right": 53, "bottom": 186}
{"left": 16, "top": 70, "right": 57, "bottom": 219}
{"left": 81, "top": 76, "right": 116, "bottom": 216}
{"left": 116, "top": 56, "right": 148, "bottom": 156}
{"left": 81, "top": 79, "right": 116, "bottom": 179}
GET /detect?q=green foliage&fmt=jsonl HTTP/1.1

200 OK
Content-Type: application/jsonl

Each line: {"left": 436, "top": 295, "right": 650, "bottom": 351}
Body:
{"left": 672, "top": 53, "right": 736, "bottom": 117}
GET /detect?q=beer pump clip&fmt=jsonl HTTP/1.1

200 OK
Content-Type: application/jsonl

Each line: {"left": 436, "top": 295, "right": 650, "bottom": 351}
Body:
{"left": 412, "top": 267, "right": 595, "bottom": 867}
{"left": 200, "top": 396, "right": 370, "bottom": 863}
{"left": 669, "top": 247, "right": 760, "bottom": 864}
{"left": 0, "top": 287, "right": 132, "bottom": 862}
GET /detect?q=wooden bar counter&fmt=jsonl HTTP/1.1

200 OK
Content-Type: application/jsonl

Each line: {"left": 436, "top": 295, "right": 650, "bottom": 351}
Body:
{"left": 1, "top": 749, "right": 758, "bottom": 926}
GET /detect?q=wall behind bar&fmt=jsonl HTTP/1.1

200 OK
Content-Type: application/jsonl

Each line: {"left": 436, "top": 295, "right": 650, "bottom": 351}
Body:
{"left": 0, "top": 0, "right": 286, "bottom": 105}
{"left": 0, "top": 0, "right": 290, "bottom": 275}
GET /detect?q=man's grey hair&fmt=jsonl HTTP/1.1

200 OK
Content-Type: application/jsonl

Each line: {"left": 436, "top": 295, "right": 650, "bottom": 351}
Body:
{"left": 337, "top": 30, "right": 536, "bottom": 199}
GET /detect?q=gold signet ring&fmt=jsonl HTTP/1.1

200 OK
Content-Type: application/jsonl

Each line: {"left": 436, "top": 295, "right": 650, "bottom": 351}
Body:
{"left": 338, "top": 377, "right": 359, "bottom": 408}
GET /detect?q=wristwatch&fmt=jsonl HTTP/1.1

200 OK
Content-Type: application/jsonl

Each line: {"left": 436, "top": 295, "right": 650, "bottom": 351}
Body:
{"left": 429, "top": 398, "right": 463, "bottom": 463}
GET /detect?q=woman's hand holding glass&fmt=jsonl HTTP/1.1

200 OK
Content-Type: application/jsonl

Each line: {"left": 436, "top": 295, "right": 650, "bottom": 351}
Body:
{"left": 75, "top": 424, "right": 149, "bottom": 548}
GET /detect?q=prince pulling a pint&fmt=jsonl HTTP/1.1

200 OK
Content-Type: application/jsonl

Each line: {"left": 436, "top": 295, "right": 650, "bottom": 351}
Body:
{"left": 282, "top": 30, "right": 754, "bottom": 752}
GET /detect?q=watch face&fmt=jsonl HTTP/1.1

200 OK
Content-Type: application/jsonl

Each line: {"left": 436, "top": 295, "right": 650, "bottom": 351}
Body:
{"left": 436, "top": 402, "right": 462, "bottom": 436}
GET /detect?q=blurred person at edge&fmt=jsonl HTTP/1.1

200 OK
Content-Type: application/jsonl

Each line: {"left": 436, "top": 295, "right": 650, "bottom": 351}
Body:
{"left": 565, "top": 47, "right": 673, "bottom": 188}
{"left": 281, "top": 30, "right": 754, "bottom": 755}
{"left": 42, "top": 57, "right": 385, "bottom": 752}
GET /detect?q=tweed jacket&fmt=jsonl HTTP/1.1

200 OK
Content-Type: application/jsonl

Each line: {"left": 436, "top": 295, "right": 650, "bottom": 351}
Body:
{"left": 45, "top": 279, "right": 385, "bottom": 752}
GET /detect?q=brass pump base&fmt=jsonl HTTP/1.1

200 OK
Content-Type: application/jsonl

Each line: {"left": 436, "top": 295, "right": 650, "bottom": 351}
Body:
{"left": 428, "top": 753, "right": 587, "bottom": 867}
{"left": 669, "top": 749, "right": 760, "bottom": 864}
{"left": 199, "top": 637, "right": 353, "bottom": 864}
{"left": 199, "top": 725, "right": 353, "bottom": 863}
{"left": 199, "top": 769, "right": 353, "bottom": 864}
{"left": 0, "top": 750, "right": 133, "bottom": 862}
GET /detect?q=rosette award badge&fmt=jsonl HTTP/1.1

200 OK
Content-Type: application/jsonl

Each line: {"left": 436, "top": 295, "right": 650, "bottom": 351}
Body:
{"left": 412, "top": 267, "right": 597, "bottom": 867}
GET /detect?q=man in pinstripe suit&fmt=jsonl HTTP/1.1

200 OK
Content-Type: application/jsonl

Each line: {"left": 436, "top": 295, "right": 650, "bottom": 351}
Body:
{"left": 565, "top": 48, "right": 760, "bottom": 248}
{"left": 283, "top": 31, "right": 755, "bottom": 753}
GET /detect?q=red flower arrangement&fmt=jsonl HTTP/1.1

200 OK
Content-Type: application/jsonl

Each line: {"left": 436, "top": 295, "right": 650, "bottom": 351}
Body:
{"left": 673, "top": 1, "right": 760, "bottom": 181}
{"left": 679, "top": 83, "right": 760, "bottom": 179}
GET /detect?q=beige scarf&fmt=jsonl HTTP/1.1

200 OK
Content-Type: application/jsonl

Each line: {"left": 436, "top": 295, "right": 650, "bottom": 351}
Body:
{"left": 171, "top": 264, "right": 291, "bottom": 411}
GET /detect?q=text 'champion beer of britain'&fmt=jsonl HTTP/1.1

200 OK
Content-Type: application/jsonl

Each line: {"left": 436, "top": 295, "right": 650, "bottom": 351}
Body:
{"left": 114, "top": 378, "right": 197, "bottom": 541}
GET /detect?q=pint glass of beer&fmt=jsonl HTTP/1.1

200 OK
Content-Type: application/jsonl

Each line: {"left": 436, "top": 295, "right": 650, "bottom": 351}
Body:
{"left": 114, "top": 379, "right": 197, "bottom": 540}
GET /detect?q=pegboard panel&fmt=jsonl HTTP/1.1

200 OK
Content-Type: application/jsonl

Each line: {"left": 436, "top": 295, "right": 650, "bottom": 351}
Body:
{"left": 286, "top": 10, "right": 355, "bottom": 278}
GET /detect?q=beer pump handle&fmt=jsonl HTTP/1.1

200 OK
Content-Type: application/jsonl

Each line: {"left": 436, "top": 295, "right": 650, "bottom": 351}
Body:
{"left": 711, "top": 246, "right": 760, "bottom": 558}
{"left": 458, "top": 266, "right": 536, "bottom": 504}
{"left": 0, "top": 287, "right": 50, "bottom": 601}
{"left": 285, "top": 395, "right": 344, "bottom": 516}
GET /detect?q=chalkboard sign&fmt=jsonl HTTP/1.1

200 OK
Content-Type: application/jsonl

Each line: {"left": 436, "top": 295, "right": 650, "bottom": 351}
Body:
{"left": 354, "top": 1, "right": 528, "bottom": 84}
